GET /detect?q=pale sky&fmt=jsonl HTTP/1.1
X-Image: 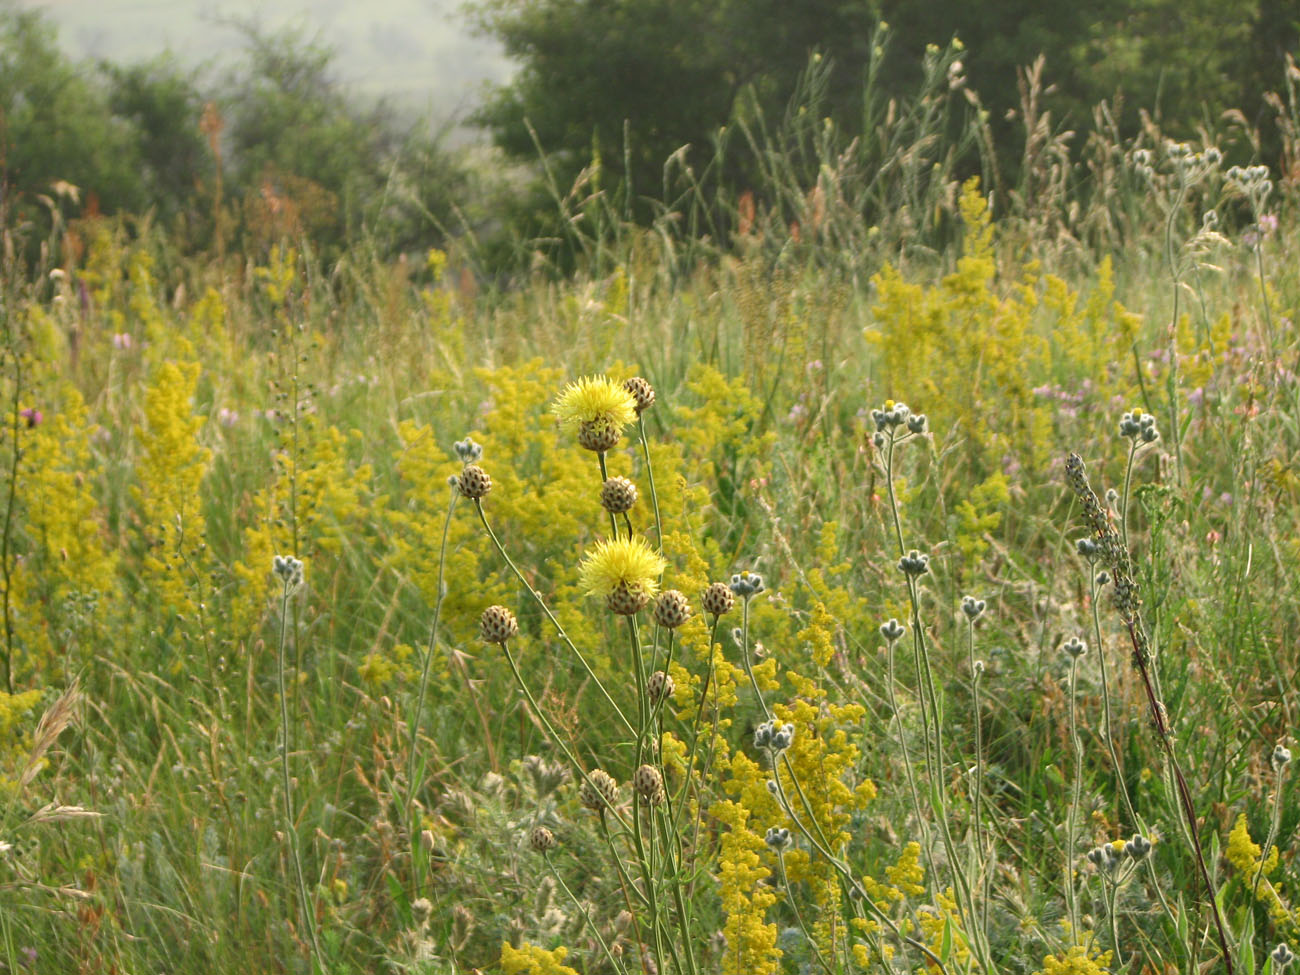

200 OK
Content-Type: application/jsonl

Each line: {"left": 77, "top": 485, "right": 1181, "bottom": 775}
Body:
{"left": 23, "top": 0, "right": 511, "bottom": 120}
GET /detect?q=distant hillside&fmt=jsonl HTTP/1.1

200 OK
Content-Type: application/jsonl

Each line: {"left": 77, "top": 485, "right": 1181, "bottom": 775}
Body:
{"left": 23, "top": 0, "right": 511, "bottom": 121}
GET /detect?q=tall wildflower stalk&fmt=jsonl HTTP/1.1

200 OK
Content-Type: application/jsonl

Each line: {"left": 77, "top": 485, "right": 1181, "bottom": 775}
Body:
{"left": 1064, "top": 451, "right": 1234, "bottom": 973}
{"left": 272, "top": 554, "right": 323, "bottom": 971}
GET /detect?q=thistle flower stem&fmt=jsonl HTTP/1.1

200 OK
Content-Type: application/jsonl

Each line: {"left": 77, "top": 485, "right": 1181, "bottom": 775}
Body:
{"left": 598, "top": 451, "right": 619, "bottom": 538}
{"left": 1127, "top": 617, "right": 1235, "bottom": 973}
{"left": 599, "top": 815, "right": 651, "bottom": 909}
{"left": 883, "top": 428, "right": 988, "bottom": 971}
{"left": 769, "top": 771, "right": 953, "bottom": 975}
{"left": 0, "top": 349, "right": 21, "bottom": 695}
{"left": 407, "top": 489, "right": 459, "bottom": 820}
{"left": 1252, "top": 228, "right": 1276, "bottom": 359}
{"left": 967, "top": 617, "right": 990, "bottom": 941}
{"left": 885, "top": 632, "right": 932, "bottom": 854}
{"left": 276, "top": 582, "right": 324, "bottom": 971}
{"left": 1065, "top": 655, "right": 1083, "bottom": 941}
{"left": 654, "top": 810, "right": 701, "bottom": 975}
{"left": 475, "top": 501, "right": 634, "bottom": 736}
{"left": 1251, "top": 759, "right": 1287, "bottom": 920}
{"left": 500, "top": 639, "right": 632, "bottom": 834}
{"left": 1163, "top": 173, "right": 1187, "bottom": 486}
{"left": 775, "top": 849, "right": 837, "bottom": 975}
{"left": 637, "top": 414, "right": 664, "bottom": 548}
{"left": 543, "top": 854, "right": 631, "bottom": 975}
{"left": 738, "top": 597, "right": 772, "bottom": 722}
{"left": 1120, "top": 438, "right": 1138, "bottom": 556}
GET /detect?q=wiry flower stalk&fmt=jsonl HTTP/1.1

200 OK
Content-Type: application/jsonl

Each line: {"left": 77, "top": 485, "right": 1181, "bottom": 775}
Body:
{"left": 1065, "top": 452, "right": 1234, "bottom": 974}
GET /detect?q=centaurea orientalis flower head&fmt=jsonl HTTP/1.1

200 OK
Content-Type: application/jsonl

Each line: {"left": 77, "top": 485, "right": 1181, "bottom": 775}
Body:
{"left": 479, "top": 605, "right": 519, "bottom": 644}
{"left": 1272, "top": 744, "right": 1292, "bottom": 773}
{"left": 456, "top": 464, "right": 492, "bottom": 500}
{"left": 272, "top": 554, "right": 304, "bottom": 592}
{"left": 552, "top": 376, "right": 637, "bottom": 452}
{"left": 528, "top": 825, "right": 556, "bottom": 853}
{"left": 1272, "top": 943, "right": 1295, "bottom": 971}
{"left": 728, "top": 571, "right": 765, "bottom": 599}
{"left": 577, "top": 536, "right": 666, "bottom": 615}
{"left": 652, "top": 590, "right": 691, "bottom": 629}
{"left": 453, "top": 437, "right": 483, "bottom": 464}
{"left": 701, "top": 582, "right": 735, "bottom": 618}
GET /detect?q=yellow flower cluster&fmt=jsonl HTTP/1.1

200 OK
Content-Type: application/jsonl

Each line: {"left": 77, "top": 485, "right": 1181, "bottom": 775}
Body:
{"left": 499, "top": 941, "right": 580, "bottom": 975}
{"left": 1033, "top": 943, "right": 1114, "bottom": 975}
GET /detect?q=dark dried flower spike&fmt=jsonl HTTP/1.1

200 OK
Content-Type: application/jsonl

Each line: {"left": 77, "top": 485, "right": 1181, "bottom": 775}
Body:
{"left": 623, "top": 376, "right": 656, "bottom": 413}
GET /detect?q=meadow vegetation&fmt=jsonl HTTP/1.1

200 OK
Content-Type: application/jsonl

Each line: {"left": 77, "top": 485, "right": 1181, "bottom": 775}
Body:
{"left": 5, "top": 11, "right": 1300, "bottom": 975}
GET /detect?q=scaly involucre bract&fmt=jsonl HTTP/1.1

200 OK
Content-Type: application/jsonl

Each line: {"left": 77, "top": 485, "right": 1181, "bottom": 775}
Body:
{"left": 578, "top": 536, "right": 667, "bottom": 598}
{"left": 551, "top": 376, "right": 637, "bottom": 433}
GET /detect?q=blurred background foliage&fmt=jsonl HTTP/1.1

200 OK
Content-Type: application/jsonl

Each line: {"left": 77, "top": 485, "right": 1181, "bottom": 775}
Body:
{"left": 0, "top": 0, "right": 1296, "bottom": 272}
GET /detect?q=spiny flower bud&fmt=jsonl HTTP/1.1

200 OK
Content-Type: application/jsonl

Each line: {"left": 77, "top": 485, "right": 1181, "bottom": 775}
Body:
{"left": 1063, "top": 636, "right": 1088, "bottom": 659}
{"left": 729, "top": 571, "right": 765, "bottom": 599}
{"left": 453, "top": 437, "right": 483, "bottom": 463}
{"left": 457, "top": 464, "right": 492, "bottom": 500}
{"left": 906, "top": 412, "right": 928, "bottom": 434}
{"left": 1272, "top": 943, "right": 1295, "bottom": 971}
{"left": 898, "top": 550, "right": 930, "bottom": 577}
{"left": 528, "top": 825, "right": 556, "bottom": 853}
{"left": 606, "top": 580, "right": 652, "bottom": 616}
{"left": 879, "top": 618, "right": 905, "bottom": 642}
{"left": 1124, "top": 834, "right": 1152, "bottom": 860}
{"left": 647, "top": 670, "right": 674, "bottom": 703}
{"left": 1076, "top": 537, "right": 1100, "bottom": 558}
{"left": 479, "top": 605, "right": 519, "bottom": 644}
{"left": 701, "top": 582, "right": 735, "bottom": 618}
{"left": 652, "top": 589, "right": 691, "bottom": 629}
{"left": 623, "top": 376, "right": 656, "bottom": 414}
{"left": 764, "top": 826, "right": 792, "bottom": 851}
{"left": 600, "top": 476, "right": 639, "bottom": 514}
{"left": 961, "top": 595, "right": 986, "bottom": 621}
{"left": 633, "top": 764, "right": 665, "bottom": 805}
{"left": 577, "top": 417, "right": 621, "bottom": 453}
{"left": 272, "top": 554, "right": 305, "bottom": 591}
{"left": 579, "top": 769, "right": 618, "bottom": 812}
{"left": 1272, "top": 744, "right": 1292, "bottom": 773}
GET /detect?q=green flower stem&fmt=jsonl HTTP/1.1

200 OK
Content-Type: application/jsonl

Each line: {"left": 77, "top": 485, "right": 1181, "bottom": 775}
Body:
{"left": 475, "top": 500, "right": 634, "bottom": 736}
{"left": 407, "top": 488, "right": 458, "bottom": 821}
{"left": 883, "top": 428, "right": 989, "bottom": 972}
{"left": 597, "top": 450, "right": 619, "bottom": 538}
{"left": 654, "top": 809, "right": 701, "bottom": 975}
{"left": 738, "top": 597, "right": 772, "bottom": 722}
{"left": 768, "top": 770, "right": 953, "bottom": 975}
{"left": 636, "top": 414, "right": 664, "bottom": 548}
{"left": 543, "top": 853, "right": 631, "bottom": 975}
{"left": 967, "top": 617, "right": 990, "bottom": 940}
{"left": 1065, "top": 654, "right": 1083, "bottom": 940}
{"left": 774, "top": 849, "right": 837, "bottom": 975}
{"left": 598, "top": 815, "right": 651, "bottom": 909}
{"left": 885, "top": 631, "right": 932, "bottom": 855}
{"left": 500, "top": 640, "right": 633, "bottom": 834}
{"left": 276, "top": 582, "right": 324, "bottom": 972}
{"left": 1252, "top": 760, "right": 1287, "bottom": 918}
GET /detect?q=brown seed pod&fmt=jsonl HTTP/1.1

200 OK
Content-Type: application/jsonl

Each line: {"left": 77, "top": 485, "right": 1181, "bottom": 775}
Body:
{"left": 647, "top": 670, "right": 674, "bottom": 703}
{"left": 457, "top": 464, "right": 492, "bottom": 500}
{"left": 479, "top": 605, "right": 519, "bottom": 644}
{"left": 528, "top": 825, "right": 556, "bottom": 853}
{"left": 606, "top": 580, "right": 652, "bottom": 616}
{"left": 652, "top": 590, "right": 691, "bottom": 629}
{"left": 701, "top": 582, "right": 735, "bottom": 618}
{"left": 579, "top": 769, "right": 619, "bottom": 811}
{"left": 633, "top": 764, "right": 665, "bottom": 805}
{"left": 577, "top": 417, "right": 621, "bottom": 452}
{"left": 600, "top": 476, "right": 639, "bottom": 514}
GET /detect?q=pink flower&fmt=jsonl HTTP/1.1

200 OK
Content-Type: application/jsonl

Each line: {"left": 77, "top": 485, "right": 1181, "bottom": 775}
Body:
{"left": 112, "top": 333, "right": 132, "bottom": 350}
{"left": 19, "top": 408, "right": 41, "bottom": 428}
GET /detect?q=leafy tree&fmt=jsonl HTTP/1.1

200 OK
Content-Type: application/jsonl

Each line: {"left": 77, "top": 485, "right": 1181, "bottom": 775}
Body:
{"left": 0, "top": 6, "right": 144, "bottom": 217}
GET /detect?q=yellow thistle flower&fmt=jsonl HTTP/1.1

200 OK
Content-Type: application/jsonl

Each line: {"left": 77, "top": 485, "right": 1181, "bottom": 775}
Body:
{"left": 552, "top": 376, "right": 637, "bottom": 434}
{"left": 578, "top": 536, "right": 667, "bottom": 614}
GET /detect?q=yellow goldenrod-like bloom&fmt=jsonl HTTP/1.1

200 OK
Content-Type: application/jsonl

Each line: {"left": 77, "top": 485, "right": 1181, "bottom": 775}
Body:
{"left": 578, "top": 536, "right": 666, "bottom": 615}
{"left": 551, "top": 376, "right": 637, "bottom": 451}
